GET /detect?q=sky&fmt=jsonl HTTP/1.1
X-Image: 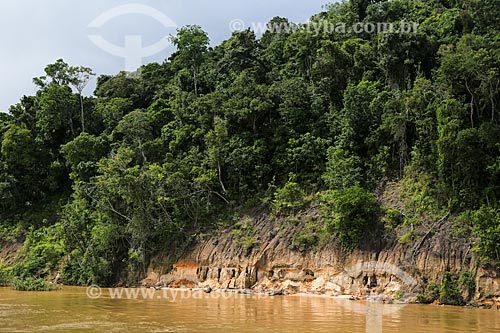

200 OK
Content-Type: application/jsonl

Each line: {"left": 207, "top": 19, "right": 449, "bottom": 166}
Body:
{"left": 0, "top": 0, "right": 329, "bottom": 112}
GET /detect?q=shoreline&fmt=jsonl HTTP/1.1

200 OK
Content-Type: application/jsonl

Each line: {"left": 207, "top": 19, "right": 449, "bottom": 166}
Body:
{"left": 139, "top": 285, "right": 499, "bottom": 309}
{"left": 4, "top": 284, "right": 498, "bottom": 309}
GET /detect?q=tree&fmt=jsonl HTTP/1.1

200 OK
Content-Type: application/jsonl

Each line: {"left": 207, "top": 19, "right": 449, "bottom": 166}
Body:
{"left": 95, "top": 97, "right": 134, "bottom": 132}
{"left": 260, "top": 17, "right": 292, "bottom": 68}
{"left": 33, "top": 59, "right": 72, "bottom": 88}
{"left": 323, "top": 143, "right": 363, "bottom": 190}
{"left": 170, "top": 25, "right": 210, "bottom": 97}
{"left": 205, "top": 116, "right": 229, "bottom": 193}
{"left": 36, "top": 84, "right": 78, "bottom": 144}
{"left": 94, "top": 72, "right": 146, "bottom": 108}
{"left": 0, "top": 125, "right": 39, "bottom": 208}
{"left": 219, "top": 29, "right": 258, "bottom": 73}
{"left": 8, "top": 96, "right": 37, "bottom": 132}
{"left": 61, "top": 133, "right": 108, "bottom": 181}
{"left": 68, "top": 66, "right": 95, "bottom": 133}
{"left": 33, "top": 59, "right": 95, "bottom": 133}
{"left": 321, "top": 186, "right": 378, "bottom": 251}
{"left": 471, "top": 206, "right": 500, "bottom": 262}
{"left": 113, "top": 110, "right": 153, "bottom": 163}
{"left": 284, "top": 30, "right": 318, "bottom": 82}
{"left": 4, "top": 0, "right": 500, "bottom": 288}
{"left": 349, "top": 0, "right": 385, "bottom": 21}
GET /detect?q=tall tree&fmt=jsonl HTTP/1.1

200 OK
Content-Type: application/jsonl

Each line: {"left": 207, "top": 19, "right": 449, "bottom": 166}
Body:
{"left": 33, "top": 59, "right": 95, "bottom": 133}
{"left": 33, "top": 59, "right": 72, "bottom": 88}
{"left": 170, "top": 25, "right": 210, "bottom": 97}
{"left": 68, "top": 66, "right": 95, "bottom": 133}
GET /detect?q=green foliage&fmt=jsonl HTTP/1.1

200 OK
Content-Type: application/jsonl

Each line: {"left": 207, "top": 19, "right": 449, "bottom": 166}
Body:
{"left": 439, "top": 272, "right": 464, "bottom": 306}
{"left": 323, "top": 144, "right": 362, "bottom": 189}
{"left": 36, "top": 84, "right": 79, "bottom": 144}
{"left": 401, "top": 172, "right": 443, "bottom": 221}
{"left": 470, "top": 206, "right": 500, "bottom": 262}
{"left": 0, "top": 224, "right": 22, "bottom": 245}
{"left": 416, "top": 293, "right": 432, "bottom": 304}
{"left": 231, "top": 216, "right": 257, "bottom": 251}
{"left": 291, "top": 220, "right": 321, "bottom": 252}
{"left": 417, "top": 281, "right": 441, "bottom": 304}
{"left": 291, "top": 232, "right": 318, "bottom": 251}
{"left": 61, "top": 133, "right": 108, "bottom": 181}
{"left": 381, "top": 207, "right": 404, "bottom": 229}
{"left": 240, "top": 236, "right": 255, "bottom": 251}
{"left": 272, "top": 177, "right": 305, "bottom": 215}
{"left": 10, "top": 225, "right": 64, "bottom": 279}
{"left": 12, "top": 277, "right": 58, "bottom": 291}
{"left": 458, "top": 271, "right": 476, "bottom": 302}
{"left": 0, "top": 265, "right": 12, "bottom": 286}
{"left": 0, "top": 124, "right": 42, "bottom": 209}
{"left": 399, "top": 230, "right": 417, "bottom": 245}
{"left": 95, "top": 97, "right": 134, "bottom": 131}
{"left": 170, "top": 25, "right": 210, "bottom": 97}
{"left": 320, "top": 186, "right": 378, "bottom": 251}
{"left": 1, "top": 0, "right": 500, "bottom": 287}
{"left": 393, "top": 290, "right": 403, "bottom": 300}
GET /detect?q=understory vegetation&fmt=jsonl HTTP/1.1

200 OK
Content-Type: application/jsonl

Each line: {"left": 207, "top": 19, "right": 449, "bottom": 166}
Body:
{"left": 0, "top": 0, "right": 499, "bottom": 298}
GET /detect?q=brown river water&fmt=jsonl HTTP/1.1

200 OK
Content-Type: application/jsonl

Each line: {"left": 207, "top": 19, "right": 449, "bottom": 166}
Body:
{"left": 0, "top": 287, "right": 499, "bottom": 332}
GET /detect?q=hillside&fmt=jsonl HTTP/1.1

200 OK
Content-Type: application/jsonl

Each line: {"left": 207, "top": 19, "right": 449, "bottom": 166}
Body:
{"left": 0, "top": 0, "right": 499, "bottom": 303}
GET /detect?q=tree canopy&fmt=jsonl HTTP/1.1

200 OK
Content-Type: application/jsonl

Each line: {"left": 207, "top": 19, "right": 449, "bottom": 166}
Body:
{"left": 1, "top": 0, "right": 500, "bottom": 285}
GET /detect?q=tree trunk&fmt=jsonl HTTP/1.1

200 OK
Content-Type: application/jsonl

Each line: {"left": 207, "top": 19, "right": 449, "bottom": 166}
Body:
{"left": 465, "top": 77, "right": 474, "bottom": 127}
{"left": 80, "top": 93, "right": 85, "bottom": 132}
{"left": 217, "top": 160, "right": 226, "bottom": 193}
{"left": 193, "top": 66, "right": 198, "bottom": 97}
{"left": 138, "top": 138, "right": 147, "bottom": 163}
{"left": 69, "top": 118, "right": 75, "bottom": 138}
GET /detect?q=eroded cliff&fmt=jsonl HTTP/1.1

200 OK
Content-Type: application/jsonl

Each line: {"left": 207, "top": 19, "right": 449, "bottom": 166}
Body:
{"left": 143, "top": 209, "right": 499, "bottom": 304}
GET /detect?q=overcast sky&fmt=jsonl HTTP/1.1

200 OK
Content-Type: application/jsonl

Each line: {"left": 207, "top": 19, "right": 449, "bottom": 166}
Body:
{"left": 0, "top": 0, "right": 329, "bottom": 112}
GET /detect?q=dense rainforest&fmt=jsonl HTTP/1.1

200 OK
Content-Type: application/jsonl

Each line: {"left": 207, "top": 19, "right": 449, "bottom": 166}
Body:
{"left": 0, "top": 0, "right": 499, "bottom": 290}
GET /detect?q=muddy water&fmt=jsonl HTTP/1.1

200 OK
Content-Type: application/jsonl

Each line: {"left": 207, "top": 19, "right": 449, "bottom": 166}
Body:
{"left": 0, "top": 287, "right": 498, "bottom": 332}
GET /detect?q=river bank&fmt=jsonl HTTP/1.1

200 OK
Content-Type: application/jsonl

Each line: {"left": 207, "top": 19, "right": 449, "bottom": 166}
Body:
{"left": 138, "top": 286, "right": 500, "bottom": 308}
{"left": 140, "top": 206, "right": 500, "bottom": 307}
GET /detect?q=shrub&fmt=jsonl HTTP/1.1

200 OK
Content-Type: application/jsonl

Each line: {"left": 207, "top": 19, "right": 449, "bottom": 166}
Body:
{"left": 0, "top": 266, "right": 12, "bottom": 286}
{"left": 416, "top": 281, "right": 440, "bottom": 304}
{"left": 458, "top": 271, "right": 476, "bottom": 303}
{"left": 320, "top": 186, "right": 378, "bottom": 251}
{"left": 272, "top": 179, "right": 305, "bottom": 215}
{"left": 241, "top": 236, "right": 255, "bottom": 250}
{"left": 416, "top": 293, "right": 432, "bottom": 304}
{"left": 471, "top": 206, "right": 500, "bottom": 262}
{"left": 399, "top": 230, "right": 416, "bottom": 245}
{"left": 12, "top": 277, "right": 59, "bottom": 291}
{"left": 0, "top": 224, "right": 23, "bottom": 245}
{"left": 60, "top": 249, "right": 92, "bottom": 286}
{"left": 292, "top": 231, "right": 319, "bottom": 251}
{"left": 393, "top": 290, "right": 403, "bottom": 300}
{"left": 381, "top": 207, "right": 404, "bottom": 229}
{"left": 439, "top": 272, "right": 464, "bottom": 306}
{"left": 427, "top": 282, "right": 440, "bottom": 299}
{"left": 10, "top": 225, "right": 64, "bottom": 279}
{"left": 291, "top": 220, "right": 321, "bottom": 251}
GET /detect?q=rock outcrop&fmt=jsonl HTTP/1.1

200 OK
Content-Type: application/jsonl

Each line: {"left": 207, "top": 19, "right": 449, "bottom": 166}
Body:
{"left": 144, "top": 211, "right": 499, "bottom": 303}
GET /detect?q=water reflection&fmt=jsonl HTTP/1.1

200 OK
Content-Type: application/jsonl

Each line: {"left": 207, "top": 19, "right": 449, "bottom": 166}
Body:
{"left": 0, "top": 287, "right": 498, "bottom": 332}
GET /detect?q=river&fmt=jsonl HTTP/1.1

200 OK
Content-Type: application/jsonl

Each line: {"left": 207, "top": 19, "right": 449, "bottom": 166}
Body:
{"left": 0, "top": 287, "right": 498, "bottom": 332}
